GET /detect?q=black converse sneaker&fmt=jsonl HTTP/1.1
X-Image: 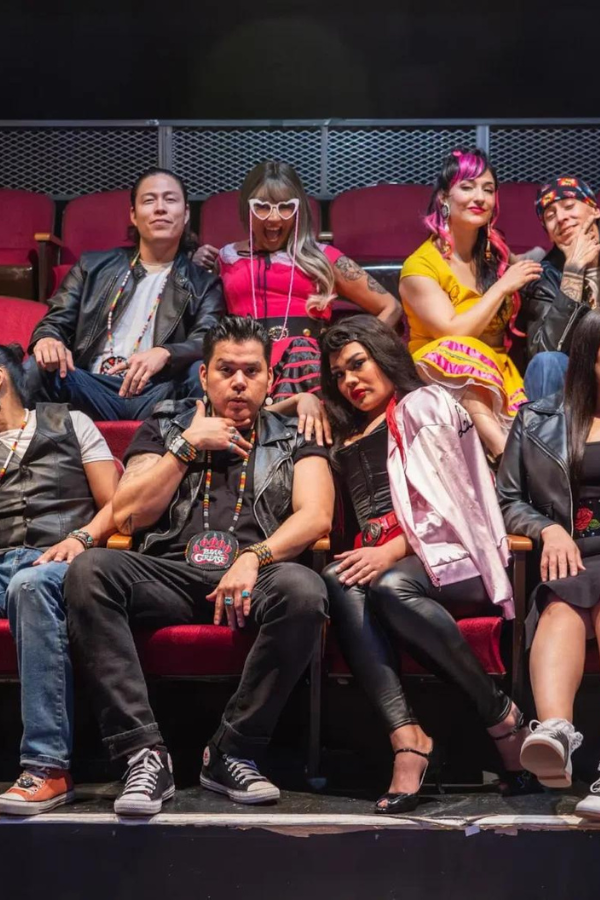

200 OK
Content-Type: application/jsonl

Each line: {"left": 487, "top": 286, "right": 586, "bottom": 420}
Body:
{"left": 114, "top": 747, "right": 175, "bottom": 816}
{"left": 200, "top": 743, "right": 281, "bottom": 804}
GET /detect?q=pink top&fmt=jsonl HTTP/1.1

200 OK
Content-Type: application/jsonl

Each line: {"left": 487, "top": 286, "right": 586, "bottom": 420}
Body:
{"left": 219, "top": 242, "right": 344, "bottom": 365}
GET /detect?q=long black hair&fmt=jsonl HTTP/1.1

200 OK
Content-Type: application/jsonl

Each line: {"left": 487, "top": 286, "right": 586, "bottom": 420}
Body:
{"left": 128, "top": 166, "right": 198, "bottom": 254}
{"left": 564, "top": 310, "right": 600, "bottom": 501}
{"left": 0, "top": 343, "right": 27, "bottom": 406}
{"left": 319, "top": 316, "right": 423, "bottom": 455}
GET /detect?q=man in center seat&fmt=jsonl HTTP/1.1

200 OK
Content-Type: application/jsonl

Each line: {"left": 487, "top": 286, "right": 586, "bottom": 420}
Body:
{"left": 64, "top": 315, "right": 334, "bottom": 815}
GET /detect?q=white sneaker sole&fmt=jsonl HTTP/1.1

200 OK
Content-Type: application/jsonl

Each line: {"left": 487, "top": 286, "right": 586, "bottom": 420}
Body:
{"left": 114, "top": 784, "right": 175, "bottom": 817}
{"left": 520, "top": 737, "right": 572, "bottom": 788}
{"left": 0, "top": 789, "right": 76, "bottom": 816}
{"left": 575, "top": 796, "right": 600, "bottom": 819}
{"left": 200, "top": 773, "right": 280, "bottom": 804}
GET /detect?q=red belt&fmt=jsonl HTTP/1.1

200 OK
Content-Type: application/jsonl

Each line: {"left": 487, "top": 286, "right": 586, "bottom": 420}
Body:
{"left": 354, "top": 511, "right": 403, "bottom": 548}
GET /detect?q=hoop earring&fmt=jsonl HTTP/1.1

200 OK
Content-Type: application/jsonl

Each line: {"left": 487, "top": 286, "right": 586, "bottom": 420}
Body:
{"left": 441, "top": 201, "right": 450, "bottom": 221}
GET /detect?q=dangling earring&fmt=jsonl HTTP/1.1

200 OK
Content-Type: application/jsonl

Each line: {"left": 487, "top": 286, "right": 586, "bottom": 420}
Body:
{"left": 441, "top": 200, "right": 450, "bottom": 220}
{"left": 485, "top": 223, "right": 492, "bottom": 261}
{"left": 202, "top": 393, "right": 208, "bottom": 405}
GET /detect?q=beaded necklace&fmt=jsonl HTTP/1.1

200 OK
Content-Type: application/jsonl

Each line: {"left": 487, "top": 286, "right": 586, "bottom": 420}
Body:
{"left": 0, "top": 409, "right": 30, "bottom": 483}
{"left": 100, "top": 252, "right": 171, "bottom": 375}
{"left": 202, "top": 427, "right": 257, "bottom": 534}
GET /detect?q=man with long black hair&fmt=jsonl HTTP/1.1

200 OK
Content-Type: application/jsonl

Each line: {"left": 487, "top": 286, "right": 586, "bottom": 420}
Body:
{"left": 26, "top": 168, "right": 224, "bottom": 420}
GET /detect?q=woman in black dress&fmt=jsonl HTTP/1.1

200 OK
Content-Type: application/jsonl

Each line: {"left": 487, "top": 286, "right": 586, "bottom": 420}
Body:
{"left": 320, "top": 316, "right": 530, "bottom": 814}
{"left": 498, "top": 309, "right": 600, "bottom": 818}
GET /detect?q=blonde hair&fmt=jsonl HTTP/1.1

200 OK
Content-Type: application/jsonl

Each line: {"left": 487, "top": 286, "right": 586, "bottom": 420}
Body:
{"left": 240, "top": 160, "right": 335, "bottom": 315}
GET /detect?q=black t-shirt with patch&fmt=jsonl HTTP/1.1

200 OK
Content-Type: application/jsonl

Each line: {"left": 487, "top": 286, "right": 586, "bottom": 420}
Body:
{"left": 124, "top": 416, "right": 329, "bottom": 560}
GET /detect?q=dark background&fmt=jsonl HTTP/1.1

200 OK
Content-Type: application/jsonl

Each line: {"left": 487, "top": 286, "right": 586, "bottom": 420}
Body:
{"left": 2, "top": 1, "right": 599, "bottom": 121}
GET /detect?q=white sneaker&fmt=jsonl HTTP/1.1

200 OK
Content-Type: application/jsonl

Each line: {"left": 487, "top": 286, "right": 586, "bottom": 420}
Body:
{"left": 519, "top": 718, "right": 583, "bottom": 788}
{"left": 575, "top": 770, "right": 600, "bottom": 819}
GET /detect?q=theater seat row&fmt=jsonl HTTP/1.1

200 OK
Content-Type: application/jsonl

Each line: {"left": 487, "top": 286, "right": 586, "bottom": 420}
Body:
{"left": 0, "top": 183, "right": 553, "bottom": 304}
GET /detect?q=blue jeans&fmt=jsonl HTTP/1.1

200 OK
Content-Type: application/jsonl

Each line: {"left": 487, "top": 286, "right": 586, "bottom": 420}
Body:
{"left": 0, "top": 549, "right": 71, "bottom": 770}
{"left": 523, "top": 351, "right": 569, "bottom": 402}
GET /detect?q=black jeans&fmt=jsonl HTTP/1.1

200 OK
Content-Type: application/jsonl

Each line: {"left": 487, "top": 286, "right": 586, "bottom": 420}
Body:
{"left": 322, "top": 555, "right": 511, "bottom": 733}
{"left": 65, "top": 549, "right": 327, "bottom": 760}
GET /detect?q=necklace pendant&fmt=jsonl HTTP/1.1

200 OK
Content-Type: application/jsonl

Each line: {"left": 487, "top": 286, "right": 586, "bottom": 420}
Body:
{"left": 100, "top": 355, "right": 128, "bottom": 377}
{"left": 268, "top": 325, "right": 289, "bottom": 342}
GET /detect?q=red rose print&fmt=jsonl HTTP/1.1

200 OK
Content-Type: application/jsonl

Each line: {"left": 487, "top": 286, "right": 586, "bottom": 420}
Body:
{"left": 575, "top": 507, "right": 594, "bottom": 532}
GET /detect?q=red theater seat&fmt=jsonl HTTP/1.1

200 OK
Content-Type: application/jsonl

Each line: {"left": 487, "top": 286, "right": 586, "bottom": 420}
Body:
{"left": 496, "top": 182, "right": 549, "bottom": 255}
{"left": 0, "top": 190, "right": 55, "bottom": 300}
{"left": 326, "top": 617, "right": 506, "bottom": 679}
{"left": 97, "top": 420, "right": 142, "bottom": 461}
{"left": 329, "top": 184, "right": 431, "bottom": 263}
{"left": 199, "top": 190, "right": 322, "bottom": 249}
{"left": 135, "top": 625, "right": 255, "bottom": 678}
{"left": 38, "top": 190, "right": 134, "bottom": 298}
{"left": 0, "top": 295, "right": 47, "bottom": 352}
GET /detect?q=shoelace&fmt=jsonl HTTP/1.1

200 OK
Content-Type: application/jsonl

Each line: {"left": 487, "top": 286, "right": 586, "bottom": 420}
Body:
{"left": 224, "top": 756, "right": 265, "bottom": 786}
{"left": 122, "top": 750, "right": 162, "bottom": 796}
{"left": 14, "top": 767, "right": 51, "bottom": 794}
{"left": 530, "top": 719, "right": 584, "bottom": 751}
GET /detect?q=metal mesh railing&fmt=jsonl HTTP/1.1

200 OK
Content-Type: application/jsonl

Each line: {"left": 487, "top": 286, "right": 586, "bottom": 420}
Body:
{"left": 490, "top": 127, "right": 600, "bottom": 186}
{"left": 326, "top": 126, "right": 478, "bottom": 193}
{"left": 0, "top": 127, "right": 158, "bottom": 198}
{"left": 2, "top": 121, "right": 600, "bottom": 200}
{"left": 172, "top": 127, "right": 322, "bottom": 196}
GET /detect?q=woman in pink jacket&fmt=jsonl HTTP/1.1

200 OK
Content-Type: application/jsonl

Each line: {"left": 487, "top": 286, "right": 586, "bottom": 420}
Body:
{"left": 320, "top": 316, "right": 531, "bottom": 814}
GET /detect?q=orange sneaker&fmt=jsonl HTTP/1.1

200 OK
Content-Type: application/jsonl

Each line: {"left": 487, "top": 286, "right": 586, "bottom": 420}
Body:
{"left": 0, "top": 768, "right": 75, "bottom": 816}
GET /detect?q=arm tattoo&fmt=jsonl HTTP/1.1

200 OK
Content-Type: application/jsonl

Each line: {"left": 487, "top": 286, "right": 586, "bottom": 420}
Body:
{"left": 561, "top": 269, "right": 585, "bottom": 303}
{"left": 366, "top": 273, "right": 388, "bottom": 295}
{"left": 118, "top": 452, "right": 161, "bottom": 486}
{"left": 334, "top": 255, "right": 364, "bottom": 281}
{"left": 121, "top": 514, "right": 136, "bottom": 536}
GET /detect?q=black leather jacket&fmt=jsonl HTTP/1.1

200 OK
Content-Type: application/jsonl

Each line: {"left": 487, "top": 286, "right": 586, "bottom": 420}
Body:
{"left": 29, "top": 248, "right": 225, "bottom": 373}
{"left": 134, "top": 400, "right": 313, "bottom": 555}
{"left": 519, "top": 247, "right": 590, "bottom": 357}
{"left": 496, "top": 393, "right": 573, "bottom": 544}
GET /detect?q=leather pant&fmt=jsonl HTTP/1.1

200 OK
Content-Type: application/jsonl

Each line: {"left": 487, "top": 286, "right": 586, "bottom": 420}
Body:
{"left": 322, "top": 555, "right": 511, "bottom": 733}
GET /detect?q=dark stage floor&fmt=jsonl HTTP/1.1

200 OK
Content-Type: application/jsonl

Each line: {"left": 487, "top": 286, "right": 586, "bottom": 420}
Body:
{"left": 1, "top": 779, "right": 599, "bottom": 833}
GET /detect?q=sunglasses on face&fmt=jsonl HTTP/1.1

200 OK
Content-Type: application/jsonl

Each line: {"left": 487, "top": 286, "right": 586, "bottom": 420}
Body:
{"left": 249, "top": 198, "right": 300, "bottom": 221}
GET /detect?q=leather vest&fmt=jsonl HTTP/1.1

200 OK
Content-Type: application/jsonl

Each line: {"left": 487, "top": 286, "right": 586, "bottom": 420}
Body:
{"left": 0, "top": 404, "right": 96, "bottom": 551}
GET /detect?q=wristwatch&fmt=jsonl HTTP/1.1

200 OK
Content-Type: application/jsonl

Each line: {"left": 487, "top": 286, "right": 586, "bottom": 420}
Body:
{"left": 67, "top": 529, "right": 95, "bottom": 550}
{"left": 168, "top": 434, "right": 197, "bottom": 464}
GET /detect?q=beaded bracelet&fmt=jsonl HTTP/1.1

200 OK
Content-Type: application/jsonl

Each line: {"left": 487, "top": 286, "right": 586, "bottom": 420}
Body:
{"left": 241, "top": 542, "right": 275, "bottom": 569}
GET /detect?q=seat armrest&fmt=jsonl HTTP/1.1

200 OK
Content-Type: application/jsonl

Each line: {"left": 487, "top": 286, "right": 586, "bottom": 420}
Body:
{"left": 107, "top": 534, "right": 133, "bottom": 550}
{"left": 508, "top": 534, "right": 533, "bottom": 552}
{"left": 35, "top": 233, "right": 64, "bottom": 302}
{"left": 311, "top": 536, "right": 330, "bottom": 552}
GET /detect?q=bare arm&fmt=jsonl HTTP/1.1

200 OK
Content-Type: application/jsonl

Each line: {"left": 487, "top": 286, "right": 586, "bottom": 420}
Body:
{"left": 112, "top": 452, "right": 188, "bottom": 534}
{"left": 333, "top": 256, "right": 401, "bottom": 326}
{"left": 400, "top": 258, "right": 542, "bottom": 340}
{"left": 79, "top": 459, "right": 120, "bottom": 545}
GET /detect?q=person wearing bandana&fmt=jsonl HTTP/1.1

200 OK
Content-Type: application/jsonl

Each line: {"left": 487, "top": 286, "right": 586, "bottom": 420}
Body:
{"left": 520, "top": 176, "right": 600, "bottom": 400}
{"left": 25, "top": 168, "right": 225, "bottom": 420}
{"left": 64, "top": 315, "right": 333, "bottom": 815}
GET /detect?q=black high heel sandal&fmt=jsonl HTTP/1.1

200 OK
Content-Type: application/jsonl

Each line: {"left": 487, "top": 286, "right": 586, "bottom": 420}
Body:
{"left": 375, "top": 745, "right": 442, "bottom": 815}
{"left": 492, "top": 709, "right": 542, "bottom": 797}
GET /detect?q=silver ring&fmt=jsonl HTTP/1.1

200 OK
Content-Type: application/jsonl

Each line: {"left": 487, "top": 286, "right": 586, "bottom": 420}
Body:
{"left": 231, "top": 432, "right": 239, "bottom": 443}
{"left": 224, "top": 596, "right": 234, "bottom": 606}
{"left": 228, "top": 441, "right": 234, "bottom": 452}
{"left": 229, "top": 426, "right": 236, "bottom": 435}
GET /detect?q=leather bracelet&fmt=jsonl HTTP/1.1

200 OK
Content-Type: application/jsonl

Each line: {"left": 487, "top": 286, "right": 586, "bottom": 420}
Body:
{"left": 240, "top": 542, "right": 275, "bottom": 569}
{"left": 168, "top": 434, "right": 197, "bottom": 464}
{"left": 67, "top": 529, "right": 95, "bottom": 550}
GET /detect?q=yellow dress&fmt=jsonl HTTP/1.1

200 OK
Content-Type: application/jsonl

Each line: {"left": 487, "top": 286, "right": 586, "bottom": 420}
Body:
{"left": 400, "top": 238, "right": 526, "bottom": 425}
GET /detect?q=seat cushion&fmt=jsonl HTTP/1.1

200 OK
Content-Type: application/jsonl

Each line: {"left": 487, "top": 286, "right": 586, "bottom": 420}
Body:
{"left": 0, "top": 295, "right": 47, "bottom": 351}
{"left": 326, "top": 616, "right": 506, "bottom": 677}
{"left": 135, "top": 625, "right": 255, "bottom": 677}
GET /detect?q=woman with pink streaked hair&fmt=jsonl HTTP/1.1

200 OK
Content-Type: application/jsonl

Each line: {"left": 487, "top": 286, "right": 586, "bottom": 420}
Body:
{"left": 400, "top": 148, "right": 542, "bottom": 465}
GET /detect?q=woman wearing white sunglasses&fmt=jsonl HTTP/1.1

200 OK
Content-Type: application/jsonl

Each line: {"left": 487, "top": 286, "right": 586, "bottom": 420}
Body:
{"left": 195, "top": 161, "right": 400, "bottom": 443}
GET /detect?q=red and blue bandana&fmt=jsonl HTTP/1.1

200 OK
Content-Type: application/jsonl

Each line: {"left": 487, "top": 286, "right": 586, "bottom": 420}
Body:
{"left": 535, "top": 175, "right": 597, "bottom": 223}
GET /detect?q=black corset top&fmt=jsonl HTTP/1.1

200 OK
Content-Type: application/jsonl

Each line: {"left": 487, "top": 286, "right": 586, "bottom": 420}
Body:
{"left": 337, "top": 422, "right": 394, "bottom": 530}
